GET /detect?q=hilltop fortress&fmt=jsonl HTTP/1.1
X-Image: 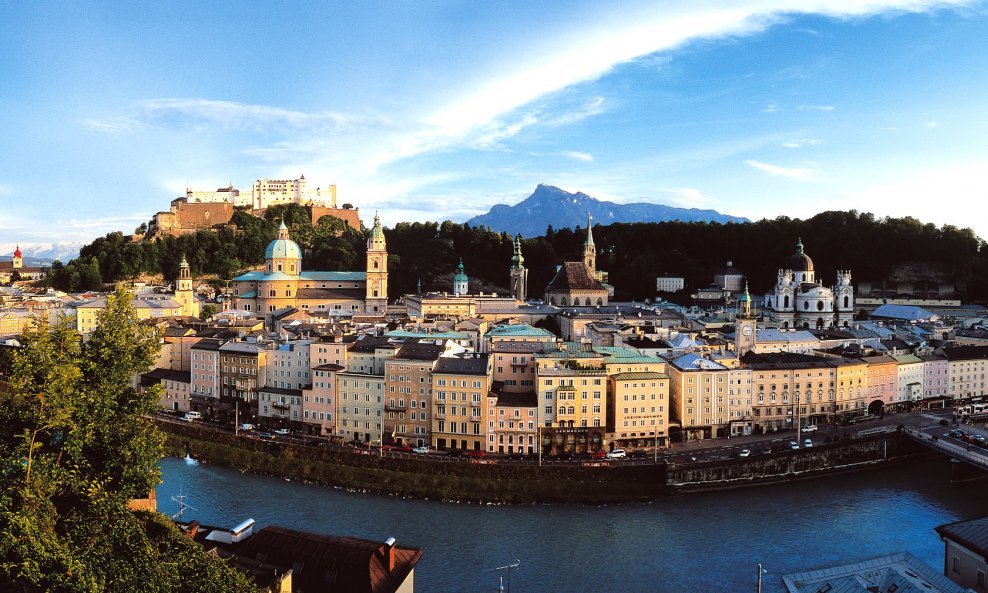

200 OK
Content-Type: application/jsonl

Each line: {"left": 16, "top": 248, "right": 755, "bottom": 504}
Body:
{"left": 149, "top": 175, "right": 361, "bottom": 237}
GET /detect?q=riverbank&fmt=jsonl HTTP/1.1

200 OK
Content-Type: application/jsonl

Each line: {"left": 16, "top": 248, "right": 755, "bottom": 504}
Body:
{"left": 162, "top": 424, "right": 667, "bottom": 504}
{"left": 160, "top": 421, "right": 930, "bottom": 504}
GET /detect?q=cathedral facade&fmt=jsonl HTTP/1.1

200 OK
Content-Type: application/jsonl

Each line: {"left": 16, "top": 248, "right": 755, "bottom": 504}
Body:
{"left": 232, "top": 214, "right": 388, "bottom": 315}
{"left": 762, "top": 239, "right": 854, "bottom": 329}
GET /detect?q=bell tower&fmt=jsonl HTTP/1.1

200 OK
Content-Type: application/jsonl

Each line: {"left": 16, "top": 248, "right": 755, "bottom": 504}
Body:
{"left": 509, "top": 234, "right": 528, "bottom": 302}
{"left": 175, "top": 255, "right": 199, "bottom": 318}
{"left": 735, "top": 281, "right": 757, "bottom": 357}
{"left": 365, "top": 212, "right": 388, "bottom": 313}
{"left": 583, "top": 212, "right": 596, "bottom": 273}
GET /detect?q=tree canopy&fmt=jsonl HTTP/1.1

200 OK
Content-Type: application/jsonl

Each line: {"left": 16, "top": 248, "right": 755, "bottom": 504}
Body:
{"left": 45, "top": 209, "right": 988, "bottom": 303}
{"left": 0, "top": 287, "right": 258, "bottom": 593}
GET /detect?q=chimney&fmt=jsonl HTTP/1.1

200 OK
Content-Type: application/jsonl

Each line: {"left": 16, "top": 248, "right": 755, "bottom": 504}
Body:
{"left": 187, "top": 520, "right": 200, "bottom": 539}
{"left": 384, "top": 536, "right": 397, "bottom": 572}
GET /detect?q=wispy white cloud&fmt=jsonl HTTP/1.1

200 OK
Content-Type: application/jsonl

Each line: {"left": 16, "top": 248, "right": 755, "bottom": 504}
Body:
{"left": 83, "top": 98, "right": 385, "bottom": 135}
{"left": 782, "top": 138, "right": 823, "bottom": 148}
{"left": 925, "top": 120, "right": 941, "bottom": 128}
{"left": 764, "top": 102, "right": 781, "bottom": 113}
{"left": 560, "top": 151, "right": 594, "bottom": 162}
{"left": 797, "top": 104, "right": 836, "bottom": 112}
{"left": 745, "top": 159, "right": 819, "bottom": 180}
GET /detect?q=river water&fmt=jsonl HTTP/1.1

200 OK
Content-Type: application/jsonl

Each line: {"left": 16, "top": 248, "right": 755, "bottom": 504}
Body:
{"left": 158, "top": 457, "right": 987, "bottom": 593}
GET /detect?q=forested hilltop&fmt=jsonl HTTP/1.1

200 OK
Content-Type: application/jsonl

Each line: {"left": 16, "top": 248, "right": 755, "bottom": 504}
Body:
{"left": 46, "top": 208, "right": 988, "bottom": 303}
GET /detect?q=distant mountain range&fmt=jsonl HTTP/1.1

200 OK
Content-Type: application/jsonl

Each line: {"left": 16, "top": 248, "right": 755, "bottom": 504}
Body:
{"left": 464, "top": 184, "right": 749, "bottom": 237}
{"left": 1, "top": 242, "right": 84, "bottom": 263}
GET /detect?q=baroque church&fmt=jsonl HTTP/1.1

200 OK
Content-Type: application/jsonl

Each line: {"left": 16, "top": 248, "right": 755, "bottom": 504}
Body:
{"left": 543, "top": 215, "right": 609, "bottom": 307}
{"left": 762, "top": 239, "right": 854, "bottom": 329}
{"left": 231, "top": 214, "right": 388, "bottom": 315}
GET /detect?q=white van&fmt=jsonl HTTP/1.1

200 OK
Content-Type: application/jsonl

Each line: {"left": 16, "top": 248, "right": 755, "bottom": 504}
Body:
{"left": 182, "top": 411, "right": 202, "bottom": 422}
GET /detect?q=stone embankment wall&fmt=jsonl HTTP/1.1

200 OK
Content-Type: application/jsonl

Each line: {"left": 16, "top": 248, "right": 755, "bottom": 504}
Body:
{"left": 160, "top": 422, "right": 927, "bottom": 503}
{"left": 666, "top": 432, "right": 924, "bottom": 492}
{"left": 160, "top": 421, "right": 667, "bottom": 504}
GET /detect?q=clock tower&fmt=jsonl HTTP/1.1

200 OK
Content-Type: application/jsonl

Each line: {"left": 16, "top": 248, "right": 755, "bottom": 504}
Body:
{"left": 735, "top": 281, "right": 757, "bottom": 356}
{"left": 365, "top": 212, "right": 388, "bottom": 314}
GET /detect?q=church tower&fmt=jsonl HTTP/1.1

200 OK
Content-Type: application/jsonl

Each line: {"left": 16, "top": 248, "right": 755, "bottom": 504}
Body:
{"left": 365, "top": 212, "right": 388, "bottom": 313}
{"left": 735, "top": 281, "right": 757, "bottom": 356}
{"left": 452, "top": 259, "right": 469, "bottom": 295}
{"left": 11, "top": 245, "right": 23, "bottom": 269}
{"left": 583, "top": 212, "right": 596, "bottom": 273}
{"left": 174, "top": 255, "right": 199, "bottom": 318}
{"left": 509, "top": 234, "right": 528, "bottom": 302}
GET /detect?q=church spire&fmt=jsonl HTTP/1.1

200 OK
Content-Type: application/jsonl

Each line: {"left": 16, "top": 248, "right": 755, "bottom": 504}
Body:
{"left": 583, "top": 212, "right": 596, "bottom": 272}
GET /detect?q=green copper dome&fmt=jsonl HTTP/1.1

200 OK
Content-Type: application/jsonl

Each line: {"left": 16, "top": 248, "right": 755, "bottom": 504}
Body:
{"left": 265, "top": 221, "right": 302, "bottom": 260}
{"left": 453, "top": 259, "right": 468, "bottom": 282}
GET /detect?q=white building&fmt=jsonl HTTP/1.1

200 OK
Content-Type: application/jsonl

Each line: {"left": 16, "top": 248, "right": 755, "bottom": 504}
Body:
{"left": 763, "top": 239, "right": 854, "bottom": 329}
{"left": 892, "top": 353, "right": 924, "bottom": 404}
{"left": 656, "top": 276, "right": 685, "bottom": 293}
{"left": 250, "top": 175, "right": 337, "bottom": 210}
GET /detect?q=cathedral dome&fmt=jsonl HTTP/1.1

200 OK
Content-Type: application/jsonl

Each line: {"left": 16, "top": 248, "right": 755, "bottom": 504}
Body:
{"left": 786, "top": 239, "right": 814, "bottom": 272}
{"left": 453, "top": 259, "right": 468, "bottom": 283}
{"left": 265, "top": 221, "right": 302, "bottom": 260}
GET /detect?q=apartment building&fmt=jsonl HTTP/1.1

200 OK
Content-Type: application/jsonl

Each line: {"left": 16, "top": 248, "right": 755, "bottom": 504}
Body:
{"left": 666, "top": 353, "right": 732, "bottom": 440}
{"left": 219, "top": 341, "right": 268, "bottom": 425}
{"left": 489, "top": 390, "right": 538, "bottom": 455}
{"left": 945, "top": 346, "right": 988, "bottom": 401}
{"left": 863, "top": 355, "right": 898, "bottom": 413}
{"left": 190, "top": 338, "right": 222, "bottom": 416}
{"left": 384, "top": 342, "right": 444, "bottom": 448}
{"left": 608, "top": 371, "right": 669, "bottom": 449}
{"left": 303, "top": 363, "right": 342, "bottom": 437}
{"left": 431, "top": 353, "right": 492, "bottom": 452}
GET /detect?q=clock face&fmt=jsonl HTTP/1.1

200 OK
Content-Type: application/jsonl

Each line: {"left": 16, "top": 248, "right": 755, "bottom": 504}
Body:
{"left": 742, "top": 324, "right": 753, "bottom": 336}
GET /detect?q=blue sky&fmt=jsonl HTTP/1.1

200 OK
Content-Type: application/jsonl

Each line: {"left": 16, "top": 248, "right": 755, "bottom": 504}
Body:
{"left": 2, "top": 0, "right": 987, "bottom": 255}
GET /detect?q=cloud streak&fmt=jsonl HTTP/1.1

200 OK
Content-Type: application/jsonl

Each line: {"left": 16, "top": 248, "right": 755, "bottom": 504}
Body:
{"left": 745, "top": 159, "right": 819, "bottom": 180}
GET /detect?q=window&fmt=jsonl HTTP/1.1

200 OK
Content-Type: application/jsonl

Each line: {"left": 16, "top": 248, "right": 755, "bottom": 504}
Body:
{"left": 952, "top": 556, "right": 960, "bottom": 573}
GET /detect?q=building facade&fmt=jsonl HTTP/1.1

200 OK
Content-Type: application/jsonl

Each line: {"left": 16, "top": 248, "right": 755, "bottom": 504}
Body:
{"left": 762, "top": 239, "right": 854, "bottom": 329}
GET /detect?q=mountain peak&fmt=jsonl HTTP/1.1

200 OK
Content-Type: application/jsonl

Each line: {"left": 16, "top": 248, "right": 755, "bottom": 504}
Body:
{"left": 465, "top": 185, "right": 748, "bottom": 237}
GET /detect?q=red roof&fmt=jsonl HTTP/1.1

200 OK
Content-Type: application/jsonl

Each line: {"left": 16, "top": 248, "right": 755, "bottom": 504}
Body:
{"left": 13, "top": 245, "right": 21, "bottom": 258}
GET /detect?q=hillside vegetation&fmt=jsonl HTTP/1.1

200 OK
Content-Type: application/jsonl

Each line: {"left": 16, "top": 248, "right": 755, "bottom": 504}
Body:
{"left": 45, "top": 208, "right": 988, "bottom": 303}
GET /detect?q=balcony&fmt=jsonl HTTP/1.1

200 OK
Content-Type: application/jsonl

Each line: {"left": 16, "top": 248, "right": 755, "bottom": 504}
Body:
{"left": 272, "top": 401, "right": 290, "bottom": 410}
{"left": 385, "top": 402, "right": 407, "bottom": 412}
{"left": 434, "top": 412, "right": 447, "bottom": 419}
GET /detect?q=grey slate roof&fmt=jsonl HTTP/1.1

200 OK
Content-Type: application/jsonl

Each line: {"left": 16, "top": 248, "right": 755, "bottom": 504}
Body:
{"left": 936, "top": 515, "right": 988, "bottom": 556}
{"left": 434, "top": 354, "right": 490, "bottom": 375}
{"left": 782, "top": 551, "right": 968, "bottom": 593}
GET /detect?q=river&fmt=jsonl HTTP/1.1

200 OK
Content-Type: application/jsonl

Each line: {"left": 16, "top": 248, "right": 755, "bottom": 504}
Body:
{"left": 158, "top": 456, "right": 987, "bottom": 593}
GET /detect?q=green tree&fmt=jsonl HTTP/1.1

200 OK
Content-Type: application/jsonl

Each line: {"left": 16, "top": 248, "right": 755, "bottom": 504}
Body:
{"left": 0, "top": 288, "right": 258, "bottom": 593}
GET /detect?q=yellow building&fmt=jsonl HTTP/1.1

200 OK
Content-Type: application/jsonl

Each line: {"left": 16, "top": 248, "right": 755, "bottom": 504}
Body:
{"left": 431, "top": 353, "right": 492, "bottom": 452}
{"left": 76, "top": 296, "right": 184, "bottom": 336}
{"left": 743, "top": 352, "right": 853, "bottom": 432}
{"left": 608, "top": 371, "right": 670, "bottom": 448}
{"left": 666, "top": 352, "right": 734, "bottom": 441}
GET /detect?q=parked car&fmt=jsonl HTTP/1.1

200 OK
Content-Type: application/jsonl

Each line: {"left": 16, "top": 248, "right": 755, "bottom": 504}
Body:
{"left": 948, "top": 429, "right": 966, "bottom": 439}
{"left": 606, "top": 448, "right": 627, "bottom": 459}
{"left": 972, "top": 434, "right": 987, "bottom": 446}
{"left": 182, "top": 411, "right": 202, "bottom": 422}
{"left": 789, "top": 441, "right": 800, "bottom": 450}
{"left": 591, "top": 450, "right": 607, "bottom": 460}
{"left": 274, "top": 428, "right": 291, "bottom": 436}
{"left": 801, "top": 424, "right": 818, "bottom": 433}
{"left": 239, "top": 423, "right": 255, "bottom": 431}
{"left": 412, "top": 446, "right": 430, "bottom": 454}
{"left": 383, "top": 444, "right": 413, "bottom": 452}
{"left": 804, "top": 439, "right": 813, "bottom": 448}
{"left": 256, "top": 432, "right": 274, "bottom": 439}
{"left": 739, "top": 448, "right": 751, "bottom": 458}
{"left": 465, "top": 450, "right": 487, "bottom": 459}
